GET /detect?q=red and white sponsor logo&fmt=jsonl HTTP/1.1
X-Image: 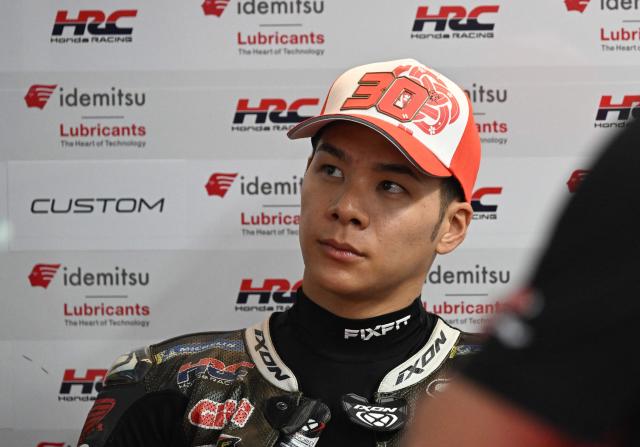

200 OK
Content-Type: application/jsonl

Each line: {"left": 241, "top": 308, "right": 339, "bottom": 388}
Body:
{"left": 28, "top": 263, "right": 61, "bottom": 288}
{"left": 471, "top": 187, "right": 502, "bottom": 213}
{"left": 596, "top": 95, "right": 640, "bottom": 121}
{"left": 78, "top": 398, "right": 116, "bottom": 443}
{"left": 341, "top": 64, "right": 460, "bottom": 136}
{"left": 237, "top": 278, "right": 302, "bottom": 305}
{"left": 37, "top": 443, "right": 67, "bottom": 447}
{"left": 52, "top": 10, "right": 137, "bottom": 36}
{"left": 202, "top": 0, "right": 230, "bottom": 17}
{"left": 206, "top": 173, "right": 239, "bottom": 198}
{"left": 233, "top": 98, "right": 320, "bottom": 125}
{"left": 567, "top": 169, "right": 589, "bottom": 193}
{"left": 413, "top": 5, "right": 499, "bottom": 32}
{"left": 188, "top": 398, "right": 254, "bottom": 429}
{"left": 564, "top": 0, "right": 591, "bottom": 12}
{"left": 25, "top": 84, "right": 57, "bottom": 109}
{"left": 60, "top": 368, "right": 107, "bottom": 395}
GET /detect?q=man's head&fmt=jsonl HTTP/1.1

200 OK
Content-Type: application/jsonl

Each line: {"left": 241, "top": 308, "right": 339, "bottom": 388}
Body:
{"left": 287, "top": 59, "right": 481, "bottom": 307}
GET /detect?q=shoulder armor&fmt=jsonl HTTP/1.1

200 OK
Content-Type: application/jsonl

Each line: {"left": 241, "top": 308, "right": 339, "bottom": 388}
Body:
{"left": 104, "top": 346, "right": 153, "bottom": 387}
{"left": 449, "top": 331, "right": 485, "bottom": 359}
{"left": 377, "top": 318, "right": 461, "bottom": 393}
{"left": 150, "top": 330, "right": 247, "bottom": 365}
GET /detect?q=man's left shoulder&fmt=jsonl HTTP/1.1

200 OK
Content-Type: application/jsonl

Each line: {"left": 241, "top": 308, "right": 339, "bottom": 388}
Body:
{"left": 449, "top": 330, "right": 485, "bottom": 359}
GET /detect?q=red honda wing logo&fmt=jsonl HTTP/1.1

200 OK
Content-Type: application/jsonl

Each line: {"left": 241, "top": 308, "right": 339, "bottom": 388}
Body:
{"left": 78, "top": 398, "right": 116, "bottom": 444}
{"left": 24, "top": 84, "right": 57, "bottom": 109}
{"left": 28, "top": 263, "right": 61, "bottom": 288}
{"left": 564, "top": 0, "right": 591, "bottom": 12}
{"left": 205, "top": 172, "right": 238, "bottom": 198}
{"left": 202, "top": 0, "right": 230, "bottom": 16}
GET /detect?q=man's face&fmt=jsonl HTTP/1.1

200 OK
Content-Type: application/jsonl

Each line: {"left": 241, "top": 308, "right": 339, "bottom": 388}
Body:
{"left": 299, "top": 122, "right": 452, "bottom": 301}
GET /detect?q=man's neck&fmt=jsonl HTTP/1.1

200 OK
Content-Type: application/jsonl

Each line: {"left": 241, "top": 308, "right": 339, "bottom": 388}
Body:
{"left": 280, "top": 288, "right": 430, "bottom": 361}
{"left": 301, "top": 276, "right": 423, "bottom": 319}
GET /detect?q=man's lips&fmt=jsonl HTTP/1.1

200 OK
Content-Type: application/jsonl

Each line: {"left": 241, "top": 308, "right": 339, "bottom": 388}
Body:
{"left": 318, "top": 239, "right": 365, "bottom": 259}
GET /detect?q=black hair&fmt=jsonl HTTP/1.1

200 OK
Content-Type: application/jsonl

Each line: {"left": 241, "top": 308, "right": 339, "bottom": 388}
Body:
{"left": 431, "top": 176, "right": 464, "bottom": 241}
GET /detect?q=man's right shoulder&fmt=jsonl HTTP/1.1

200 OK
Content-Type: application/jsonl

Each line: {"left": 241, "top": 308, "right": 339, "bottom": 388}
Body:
{"left": 104, "top": 328, "right": 249, "bottom": 390}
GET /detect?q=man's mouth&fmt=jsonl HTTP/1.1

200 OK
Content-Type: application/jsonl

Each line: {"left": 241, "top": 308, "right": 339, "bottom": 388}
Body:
{"left": 318, "top": 239, "right": 365, "bottom": 260}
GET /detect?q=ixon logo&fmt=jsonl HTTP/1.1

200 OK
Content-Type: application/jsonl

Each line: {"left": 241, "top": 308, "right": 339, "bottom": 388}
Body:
{"left": 59, "top": 368, "right": 107, "bottom": 402}
{"left": 236, "top": 278, "right": 301, "bottom": 311}
{"left": 29, "top": 264, "right": 62, "bottom": 289}
{"left": 232, "top": 98, "right": 319, "bottom": 131}
{"left": 564, "top": 0, "right": 591, "bottom": 12}
{"left": 471, "top": 187, "right": 502, "bottom": 220}
{"left": 412, "top": 5, "right": 499, "bottom": 39}
{"left": 202, "top": 0, "right": 231, "bottom": 16}
{"left": 595, "top": 95, "right": 640, "bottom": 128}
{"left": 24, "top": 85, "right": 57, "bottom": 109}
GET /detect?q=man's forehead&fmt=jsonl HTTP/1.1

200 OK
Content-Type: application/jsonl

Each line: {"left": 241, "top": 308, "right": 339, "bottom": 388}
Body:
{"left": 317, "top": 123, "right": 410, "bottom": 163}
{"left": 315, "top": 140, "right": 425, "bottom": 181}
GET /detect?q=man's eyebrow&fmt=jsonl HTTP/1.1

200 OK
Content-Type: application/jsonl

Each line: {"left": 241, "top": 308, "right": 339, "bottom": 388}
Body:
{"left": 316, "top": 143, "right": 349, "bottom": 162}
{"left": 374, "top": 163, "right": 421, "bottom": 181}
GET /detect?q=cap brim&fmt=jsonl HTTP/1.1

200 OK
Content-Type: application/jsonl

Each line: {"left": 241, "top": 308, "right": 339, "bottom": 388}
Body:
{"left": 287, "top": 114, "right": 452, "bottom": 179}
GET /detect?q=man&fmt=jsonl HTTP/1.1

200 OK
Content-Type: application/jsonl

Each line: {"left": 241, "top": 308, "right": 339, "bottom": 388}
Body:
{"left": 78, "top": 59, "right": 483, "bottom": 447}
{"left": 404, "top": 120, "right": 640, "bottom": 447}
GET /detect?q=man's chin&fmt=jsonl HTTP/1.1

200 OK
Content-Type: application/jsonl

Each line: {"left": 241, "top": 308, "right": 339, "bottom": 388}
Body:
{"left": 303, "top": 268, "right": 373, "bottom": 299}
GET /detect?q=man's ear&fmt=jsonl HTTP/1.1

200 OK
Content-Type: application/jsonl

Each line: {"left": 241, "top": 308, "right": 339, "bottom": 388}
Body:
{"left": 436, "top": 201, "right": 473, "bottom": 255}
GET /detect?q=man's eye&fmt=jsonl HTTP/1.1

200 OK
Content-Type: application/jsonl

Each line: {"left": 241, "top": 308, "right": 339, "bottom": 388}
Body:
{"left": 321, "top": 165, "right": 343, "bottom": 178}
{"left": 381, "top": 181, "right": 405, "bottom": 194}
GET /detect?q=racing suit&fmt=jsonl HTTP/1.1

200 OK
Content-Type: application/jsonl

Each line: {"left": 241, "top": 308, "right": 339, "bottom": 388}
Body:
{"left": 78, "top": 298, "right": 481, "bottom": 447}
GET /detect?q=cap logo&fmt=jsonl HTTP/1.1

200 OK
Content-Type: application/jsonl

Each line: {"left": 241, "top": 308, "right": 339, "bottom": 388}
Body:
{"left": 340, "top": 64, "right": 460, "bottom": 136}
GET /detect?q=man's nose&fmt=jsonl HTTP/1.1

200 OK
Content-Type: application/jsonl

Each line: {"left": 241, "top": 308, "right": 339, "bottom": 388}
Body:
{"left": 326, "top": 181, "right": 370, "bottom": 229}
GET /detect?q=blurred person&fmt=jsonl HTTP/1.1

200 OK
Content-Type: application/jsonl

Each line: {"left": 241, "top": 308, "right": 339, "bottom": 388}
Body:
{"left": 78, "top": 59, "right": 484, "bottom": 447}
{"left": 404, "top": 120, "right": 640, "bottom": 447}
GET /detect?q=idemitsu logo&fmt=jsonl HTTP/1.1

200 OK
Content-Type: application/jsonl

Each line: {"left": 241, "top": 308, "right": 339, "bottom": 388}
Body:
{"left": 29, "top": 262, "right": 152, "bottom": 328}
{"left": 464, "top": 82, "right": 509, "bottom": 146}
{"left": 51, "top": 9, "right": 137, "bottom": 44}
{"left": 411, "top": 5, "right": 500, "bottom": 39}
{"left": 29, "top": 263, "right": 62, "bottom": 288}
{"left": 205, "top": 173, "right": 239, "bottom": 198}
{"left": 24, "top": 85, "right": 58, "bottom": 109}
{"left": 564, "top": 0, "right": 591, "bottom": 12}
{"left": 202, "top": 0, "right": 231, "bottom": 16}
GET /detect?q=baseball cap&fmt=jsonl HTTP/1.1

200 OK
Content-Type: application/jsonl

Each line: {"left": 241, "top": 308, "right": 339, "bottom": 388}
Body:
{"left": 287, "top": 58, "right": 481, "bottom": 202}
